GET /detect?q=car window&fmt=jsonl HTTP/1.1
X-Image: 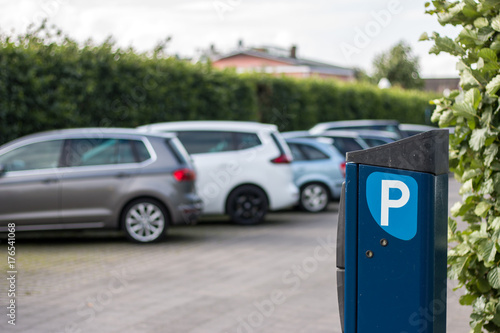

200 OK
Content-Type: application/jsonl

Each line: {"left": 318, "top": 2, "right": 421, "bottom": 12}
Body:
{"left": 288, "top": 143, "right": 307, "bottom": 161}
{"left": 66, "top": 139, "right": 142, "bottom": 167}
{"left": 165, "top": 138, "right": 187, "bottom": 164}
{"left": 132, "top": 140, "right": 152, "bottom": 162}
{"left": 362, "top": 138, "right": 390, "bottom": 147}
{"left": 176, "top": 131, "right": 235, "bottom": 154}
{"left": 331, "top": 138, "right": 364, "bottom": 155}
{"left": 235, "top": 132, "right": 261, "bottom": 150}
{"left": 0, "top": 140, "right": 64, "bottom": 172}
{"left": 300, "top": 144, "right": 329, "bottom": 160}
{"left": 176, "top": 131, "right": 261, "bottom": 154}
{"left": 326, "top": 125, "right": 402, "bottom": 138}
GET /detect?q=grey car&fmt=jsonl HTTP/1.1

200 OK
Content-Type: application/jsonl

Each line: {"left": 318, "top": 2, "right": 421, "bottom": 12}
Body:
{"left": 0, "top": 128, "right": 202, "bottom": 243}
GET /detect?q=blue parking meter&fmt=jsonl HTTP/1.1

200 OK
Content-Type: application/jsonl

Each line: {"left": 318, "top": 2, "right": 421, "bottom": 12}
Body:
{"left": 336, "top": 130, "right": 449, "bottom": 333}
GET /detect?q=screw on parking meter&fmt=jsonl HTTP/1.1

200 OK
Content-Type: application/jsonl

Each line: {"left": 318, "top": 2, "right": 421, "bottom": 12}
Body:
{"left": 336, "top": 130, "right": 449, "bottom": 333}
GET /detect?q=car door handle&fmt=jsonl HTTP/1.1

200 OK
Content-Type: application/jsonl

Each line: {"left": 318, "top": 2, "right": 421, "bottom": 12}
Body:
{"left": 115, "top": 172, "right": 131, "bottom": 178}
{"left": 42, "top": 178, "right": 59, "bottom": 184}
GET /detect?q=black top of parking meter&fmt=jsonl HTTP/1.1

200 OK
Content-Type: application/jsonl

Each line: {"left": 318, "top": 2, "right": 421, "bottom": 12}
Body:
{"left": 346, "top": 129, "right": 449, "bottom": 175}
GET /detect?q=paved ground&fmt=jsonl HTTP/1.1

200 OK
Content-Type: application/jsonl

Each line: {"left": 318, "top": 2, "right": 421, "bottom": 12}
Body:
{"left": 0, "top": 177, "right": 471, "bottom": 332}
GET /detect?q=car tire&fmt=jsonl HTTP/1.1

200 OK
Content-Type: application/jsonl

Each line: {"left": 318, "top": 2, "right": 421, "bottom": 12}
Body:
{"left": 299, "top": 183, "right": 329, "bottom": 213}
{"left": 122, "top": 198, "right": 168, "bottom": 243}
{"left": 227, "top": 185, "right": 268, "bottom": 225}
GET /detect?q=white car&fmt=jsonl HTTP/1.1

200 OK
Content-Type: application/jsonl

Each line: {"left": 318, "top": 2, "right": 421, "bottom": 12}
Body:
{"left": 138, "top": 121, "right": 299, "bottom": 224}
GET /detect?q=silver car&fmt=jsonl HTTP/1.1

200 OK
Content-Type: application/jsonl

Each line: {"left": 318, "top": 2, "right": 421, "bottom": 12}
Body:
{"left": 0, "top": 128, "right": 202, "bottom": 243}
{"left": 286, "top": 138, "right": 346, "bottom": 212}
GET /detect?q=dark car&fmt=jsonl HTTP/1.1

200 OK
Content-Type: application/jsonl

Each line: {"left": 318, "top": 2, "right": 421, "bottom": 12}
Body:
{"left": 282, "top": 130, "right": 369, "bottom": 156}
{"left": 0, "top": 128, "right": 202, "bottom": 243}
{"left": 309, "top": 120, "right": 407, "bottom": 139}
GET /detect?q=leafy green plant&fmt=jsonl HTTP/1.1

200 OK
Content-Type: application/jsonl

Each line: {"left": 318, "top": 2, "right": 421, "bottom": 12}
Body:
{"left": 422, "top": 1, "right": 500, "bottom": 331}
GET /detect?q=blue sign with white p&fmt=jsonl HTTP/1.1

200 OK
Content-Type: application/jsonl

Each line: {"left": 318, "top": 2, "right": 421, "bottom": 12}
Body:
{"left": 366, "top": 172, "right": 418, "bottom": 241}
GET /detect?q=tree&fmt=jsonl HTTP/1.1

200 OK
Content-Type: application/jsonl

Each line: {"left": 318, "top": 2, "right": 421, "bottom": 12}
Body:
{"left": 372, "top": 41, "right": 424, "bottom": 90}
{"left": 353, "top": 67, "right": 375, "bottom": 84}
{"left": 423, "top": 1, "right": 500, "bottom": 332}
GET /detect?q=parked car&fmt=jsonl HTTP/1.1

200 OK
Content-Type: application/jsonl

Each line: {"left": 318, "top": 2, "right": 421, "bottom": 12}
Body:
{"left": 355, "top": 130, "right": 398, "bottom": 147}
{"left": 309, "top": 119, "right": 407, "bottom": 139}
{"left": 282, "top": 130, "right": 370, "bottom": 156}
{"left": 0, "top": 128, "right": 203, "bottom": 243}
{"left": 399, "top": 124, "right": 438, "bottom": 137}
{"left": 286, "top": 138, "right": 345, "bottom": 212}
{"left": 138, "top": 121, "right": 299, "bottom": 225}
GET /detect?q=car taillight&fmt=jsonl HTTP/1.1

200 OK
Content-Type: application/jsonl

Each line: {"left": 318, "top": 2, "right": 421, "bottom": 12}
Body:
{"left": 271, "top": 154, "right": 292, "bottom": 164}
{"left": 340, "top": 162, "right": 346, "bottom": 178}
{"left": 173, "top": 168, "right": 196, "bottom": 181}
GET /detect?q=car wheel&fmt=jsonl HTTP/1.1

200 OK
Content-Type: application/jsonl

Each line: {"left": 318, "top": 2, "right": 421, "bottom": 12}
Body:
{"left": 227, "top": 185, "right": 268, "bottom": 225}
{"left": 300, "top": 183, "right": 329, "bottom": 213}
{"left": 122, "top": 199, "right": 168, "bottom": 243}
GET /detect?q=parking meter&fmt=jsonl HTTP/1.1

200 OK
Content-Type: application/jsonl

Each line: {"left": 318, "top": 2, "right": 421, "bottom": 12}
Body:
{"left": 336, "top": 130, "right": 448, "bottom": 333}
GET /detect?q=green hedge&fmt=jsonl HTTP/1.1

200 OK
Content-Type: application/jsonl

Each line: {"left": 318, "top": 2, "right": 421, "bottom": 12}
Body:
{"left": 0, "top": 27, "right": 438, "bottom": 145}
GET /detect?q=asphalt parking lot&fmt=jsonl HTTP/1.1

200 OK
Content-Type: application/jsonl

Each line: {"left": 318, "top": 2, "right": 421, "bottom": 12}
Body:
{"left": 1, "top": 178, "right": 470, "bottom": 333}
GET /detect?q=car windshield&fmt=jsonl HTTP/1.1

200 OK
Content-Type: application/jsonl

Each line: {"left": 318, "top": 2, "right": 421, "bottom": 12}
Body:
{"left": 331, "top": 138, "right": 364, "bottom": 155}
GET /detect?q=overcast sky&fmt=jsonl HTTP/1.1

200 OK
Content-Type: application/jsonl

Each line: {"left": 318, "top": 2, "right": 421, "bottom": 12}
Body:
{"left": 0, "top": 0, "right": 462, "bottom": 78}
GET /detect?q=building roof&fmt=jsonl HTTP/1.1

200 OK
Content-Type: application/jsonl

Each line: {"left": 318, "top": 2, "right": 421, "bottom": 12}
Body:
{"left": 213, "top": 47, "right": 354, "bottom": 77}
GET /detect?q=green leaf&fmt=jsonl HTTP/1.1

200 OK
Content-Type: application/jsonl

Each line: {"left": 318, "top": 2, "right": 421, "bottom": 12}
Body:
{"left": 490, "top": 217, "right": 500, "bottom": 231}
{"left": 492, "top": 310, "right": 500, "bottom": 327}
{"left": 477, "top": 238, "right": 497, "bottom": 265}
{"left": 474, "top": 17, "right": 488, "bottom": 29}
{"left": 419, "top": 32, "right": 429, "bottom": 41}
{"left": 459, "top": 28, "right": 482, "bottom": 46}
{"left": 478, "top": 48, "right": 498, "bottom": 62}
{"left": 484, "top": 144, "right": 499, "bottom": 167}
{"left": 430, "top": 36, "right": 466, "bottom": 56}
{"left": 460, "top": 179, "right": 474, "bottom": 194}
{"left": 452, "top": 101, "right": 476, "bottom": 120}
{"left": 477, "top": 277, "right": 492, "bottom": 293}
{"left": 487, "top": 267, "right": 500, "bottom": 288}
{"left": 492, "top": 14, "right": 500, "bottom": 32}
{"left": 482, "top": 178, "right": 495, "bottom": 194}
{"left": 460, "top": 294, "right": 478, "bottom": 305}
{"left": 486, "top": 75, "right": 500, "bottom": 96}
{"left": 470, "top": 128, "right": 488, "bottom": 151}
{"left": 495, "top": 173, "right": 500, "bottom": 192}
{"left": 474, "top": 296, "right": 487, "bottom": 313}
{"left": 491, "top": 41, "right": 500, "bottom": 52}
{"left": 439, "top": 109, "right": 455, "bottom": 127}
{"left": 473, "top": 322, "right": 483, "bottom": 333}
{"left": 449, "top": 217, "right": 458, "bottom": 234}
{"left": 460, "top": 68, "right": 481, "bottom": 88}
{"left": 475, "top": 201, "right": 492, "bottom": 217}
{"left": 474, "top": 17, "right": 489, "bottom": 28}
{"left": 466, "top": 88, "right": 482, "bottom": 110}
{"left": 463, "top": 168, "right": 482, "bottom": 181}
{"left": 451, "top": 201, "right": 463, "bottom": 217}
{"left": 463, "top": 3, "right": 480, "bottom": 18}
{"left": 449, "top": 254, "right": 470, "bottom": 280}
{"left": 480, "top": 106, "right": 493, "bottom": 127}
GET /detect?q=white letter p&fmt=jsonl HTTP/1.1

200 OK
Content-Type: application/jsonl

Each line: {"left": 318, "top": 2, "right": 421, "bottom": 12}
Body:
{"left": 381, "top": 180, "right": 410, "bottom": 226}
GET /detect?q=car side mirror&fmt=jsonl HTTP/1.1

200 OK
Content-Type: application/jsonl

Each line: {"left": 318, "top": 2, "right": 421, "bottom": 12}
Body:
{"left": 0, "top": 164, "right": 5, "bottom": 176}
